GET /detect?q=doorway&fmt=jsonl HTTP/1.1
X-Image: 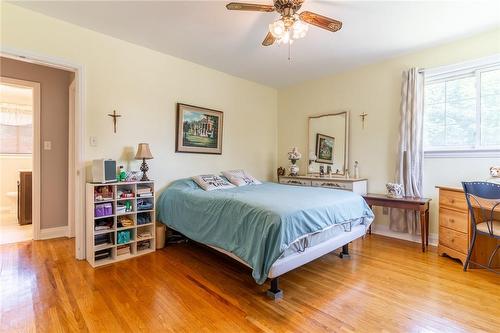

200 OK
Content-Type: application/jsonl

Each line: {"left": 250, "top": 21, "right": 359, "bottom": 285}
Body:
{"left": 0, "top": 78, "right": 40, "bottom": 244}
{"left": 0, "top": 50, "right": 85, "bottom": 259}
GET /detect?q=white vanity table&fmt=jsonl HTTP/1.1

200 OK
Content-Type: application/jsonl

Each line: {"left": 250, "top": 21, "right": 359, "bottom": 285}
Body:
{"left": 280, "top": 111, "right": 368, "bottom": 195}
{"left": 278, "top": 175, "right": 368, "bottom": 195}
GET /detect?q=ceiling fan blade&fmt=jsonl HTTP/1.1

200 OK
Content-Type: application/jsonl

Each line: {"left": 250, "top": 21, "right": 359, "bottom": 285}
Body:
{"left": 226, "top": 2, "right": 275, "bottom": 12}
{"left": 299, "top": 11, "right": 342, "bottom": 32}
{"left": 262, "top": 32, "right": 276, "bottom": 46}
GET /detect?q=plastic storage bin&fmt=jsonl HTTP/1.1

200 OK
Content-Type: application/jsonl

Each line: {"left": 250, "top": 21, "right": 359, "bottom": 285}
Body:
{"left": 95, "top": 203, "right": 112, "bottom": 217}
{"left": 117, "top": 230, "right": 131, "bottom": 244}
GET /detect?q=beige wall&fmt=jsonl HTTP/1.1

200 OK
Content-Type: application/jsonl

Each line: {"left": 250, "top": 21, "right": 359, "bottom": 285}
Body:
{"left": 1, "top": 57, "right": 73, "bottom": 229}
{"left": 278, "top": 28, "right": 500, "bottom": 238}
{"left": 1, "top": 4, "right": 278, "bottom": 201}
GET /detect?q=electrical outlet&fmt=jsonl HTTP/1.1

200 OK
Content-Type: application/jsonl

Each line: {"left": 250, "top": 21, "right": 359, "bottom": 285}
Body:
{"left": 43, "top": 141, "right": 52, "bottom": 150}
{"left": 382, "top": 207, "right": 389, "bottom": 215}
{"left": 90, "top": 136, "right": 98, "bottom": 147}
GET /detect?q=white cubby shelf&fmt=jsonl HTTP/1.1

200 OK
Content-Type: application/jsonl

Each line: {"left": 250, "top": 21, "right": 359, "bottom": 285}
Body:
{"left": 86, "top": 180, "right": 156, "bottom": 267}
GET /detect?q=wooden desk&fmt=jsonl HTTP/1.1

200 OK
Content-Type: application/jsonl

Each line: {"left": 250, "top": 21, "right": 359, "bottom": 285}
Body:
{"left": 436, "top": 186, "right": 499, "bottom": 269}
{"left": 362, "top": 193, "right": 431, "bottom": 252}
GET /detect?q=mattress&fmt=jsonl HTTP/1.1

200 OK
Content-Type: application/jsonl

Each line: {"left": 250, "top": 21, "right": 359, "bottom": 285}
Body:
{"left": 280, "top": 218, "right": 358, "bottom": 258}
{"left": 157, "top": 178, "right": 374, "bottom": 284}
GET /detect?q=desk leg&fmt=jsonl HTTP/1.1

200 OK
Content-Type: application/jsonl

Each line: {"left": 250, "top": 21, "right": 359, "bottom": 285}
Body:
{"left": 420, "top": 210, "right": 426, "bottom": 252}
{"left": 368, "top": 205, "right": 372, "bottom": 234}
{"left": 425, "top": 209, "right": 429, "bottom": 247}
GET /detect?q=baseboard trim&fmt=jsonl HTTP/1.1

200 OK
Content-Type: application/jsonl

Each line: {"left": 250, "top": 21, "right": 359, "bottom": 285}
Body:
{"left": 39, "top": 226, "right": 69, "bottom": 240}
{"left": 371, "top": 224, "right": 438, "bottom": 247}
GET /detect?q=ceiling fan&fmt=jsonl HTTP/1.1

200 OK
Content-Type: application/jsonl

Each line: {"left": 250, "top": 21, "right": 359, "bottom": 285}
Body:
{"left": 226, "top": 0, "right": 342, "bottom": 46}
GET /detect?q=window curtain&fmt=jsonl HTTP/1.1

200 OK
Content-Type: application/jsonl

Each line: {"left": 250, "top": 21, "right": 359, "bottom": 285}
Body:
{"left": 0, "top": 103, "right": 32, "bottom": 126}
{"left": 389, "top": 68, "right": 424, "bottom": 235}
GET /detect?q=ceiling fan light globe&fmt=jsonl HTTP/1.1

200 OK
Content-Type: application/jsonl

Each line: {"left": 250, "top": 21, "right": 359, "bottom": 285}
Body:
{"left": 291, "top": 19, "right": 308, "bottom": 39}
{"left": 269, "top": 20, "right": 285, "bottom": 38}
{"left": 280, "top": 30, "right": 291, "bottom": 44}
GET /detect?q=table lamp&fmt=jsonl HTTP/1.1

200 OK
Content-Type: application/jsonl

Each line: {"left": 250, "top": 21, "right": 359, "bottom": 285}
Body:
{"left": 135, "top": 143, "right": 153, "bottom": 181}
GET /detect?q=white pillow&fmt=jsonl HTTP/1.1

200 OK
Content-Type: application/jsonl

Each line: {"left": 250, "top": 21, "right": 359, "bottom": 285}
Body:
{"left": 222, "top": 169, "right": 262, "bottom": 187}
{"left": 192, "top": 174, "right": 235, "bottom": 191}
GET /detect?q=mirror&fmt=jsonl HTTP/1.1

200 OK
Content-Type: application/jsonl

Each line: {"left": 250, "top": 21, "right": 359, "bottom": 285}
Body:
{"left": 307, "top": 112, "right": 349, "bottom": 176}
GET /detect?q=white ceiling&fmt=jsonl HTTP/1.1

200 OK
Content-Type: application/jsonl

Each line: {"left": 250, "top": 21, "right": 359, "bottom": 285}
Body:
{"left": 14, "top": 1, "right": 500, "bottom": 87}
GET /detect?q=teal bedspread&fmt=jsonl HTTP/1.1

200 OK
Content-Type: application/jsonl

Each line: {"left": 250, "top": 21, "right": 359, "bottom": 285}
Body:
{"left": 157, "top": 179, "right": 374, "bottom": 284}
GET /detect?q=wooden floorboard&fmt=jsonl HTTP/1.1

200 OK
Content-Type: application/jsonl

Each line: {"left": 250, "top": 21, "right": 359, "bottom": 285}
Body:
{"left": 1, "top": 235, "right": 499, "bottom": 332}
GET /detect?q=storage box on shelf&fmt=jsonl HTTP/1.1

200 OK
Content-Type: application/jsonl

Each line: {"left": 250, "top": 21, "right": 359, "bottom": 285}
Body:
{"left": 86, "top": 181, "right": 156, "bottom": 267}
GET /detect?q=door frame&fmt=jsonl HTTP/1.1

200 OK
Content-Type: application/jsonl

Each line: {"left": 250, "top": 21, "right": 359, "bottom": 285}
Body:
{"left": 0, "top": 76, "right": 41, "bottom": 239}
{"left": 1, "top": 47, "right": 86, "bottom": 259}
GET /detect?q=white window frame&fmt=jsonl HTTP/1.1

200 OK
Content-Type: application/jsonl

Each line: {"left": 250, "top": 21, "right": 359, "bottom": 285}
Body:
{"left": 423, "top": 54, "right": 500, "bottom": 158}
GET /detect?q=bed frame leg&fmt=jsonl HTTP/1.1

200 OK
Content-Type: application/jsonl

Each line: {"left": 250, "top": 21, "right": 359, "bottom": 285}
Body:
{"left": 339, "top": 243, "right": 350, "bottom": 258}
{"left": 266, "top": 278, "right": 283, "bottom": 300}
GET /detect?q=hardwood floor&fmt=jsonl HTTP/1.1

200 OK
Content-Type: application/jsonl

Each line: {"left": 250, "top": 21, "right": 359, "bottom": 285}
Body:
{"left": 1, "top": 235, "right": 499, "bottom": 332}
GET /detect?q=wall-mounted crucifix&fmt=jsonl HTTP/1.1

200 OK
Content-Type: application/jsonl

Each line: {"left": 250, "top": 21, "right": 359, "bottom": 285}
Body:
{"left": 107, "top": 110, "right": 121, "bottom": 133}
{"left": 359, "top": 112, "right": 368, "bottom": 129}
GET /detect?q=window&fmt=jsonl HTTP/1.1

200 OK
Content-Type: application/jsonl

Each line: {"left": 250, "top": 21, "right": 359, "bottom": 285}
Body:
{"left": 0, "top": 102, "right": 33, "bottom": 154}
{"left": 423, "top": 56, "right": 500, "bottom": 156}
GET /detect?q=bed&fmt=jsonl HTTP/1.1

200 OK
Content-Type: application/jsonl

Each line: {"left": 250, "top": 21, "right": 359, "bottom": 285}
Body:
{"left": 157, "top": 179, "right": 374, "bottom": 299}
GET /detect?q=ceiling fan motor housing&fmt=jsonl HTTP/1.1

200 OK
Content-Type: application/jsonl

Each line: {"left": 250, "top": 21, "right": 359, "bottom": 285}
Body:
{"left": 274, "top": 0, "right": 303, "bottom": 17}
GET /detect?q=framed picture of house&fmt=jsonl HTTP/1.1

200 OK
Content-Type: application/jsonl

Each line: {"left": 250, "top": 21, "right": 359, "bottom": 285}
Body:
{"left": 176, "top": 103, "right": 223, "bottom": 154}
{"left": 315, "top": 133, "right": 334, "bottom": 164}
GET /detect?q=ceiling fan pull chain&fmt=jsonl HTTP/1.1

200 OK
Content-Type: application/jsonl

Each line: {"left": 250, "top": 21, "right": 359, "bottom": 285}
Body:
{"left": 288, "top": 41, "right": 292, "bottom": 62}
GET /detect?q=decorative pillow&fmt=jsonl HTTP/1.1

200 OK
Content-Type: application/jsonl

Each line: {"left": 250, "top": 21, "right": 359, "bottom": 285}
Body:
{"left": 192, "top": 174, "right": 235, "bottom": 191}
{"left": 222, "top": 170, "right": 262, "bottom": 187}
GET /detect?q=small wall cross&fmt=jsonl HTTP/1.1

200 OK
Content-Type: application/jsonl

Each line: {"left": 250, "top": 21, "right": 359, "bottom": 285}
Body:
{"left": 107, "top": 110, "right": 122, "bottom": 133}
{"left": 359, "top": 112, "right": 368, "bottom": 129}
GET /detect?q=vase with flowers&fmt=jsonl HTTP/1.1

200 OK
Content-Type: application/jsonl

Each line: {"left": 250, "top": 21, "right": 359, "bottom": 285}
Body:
{"left": 288, "top": 147, "right": 302, "bottom": 176}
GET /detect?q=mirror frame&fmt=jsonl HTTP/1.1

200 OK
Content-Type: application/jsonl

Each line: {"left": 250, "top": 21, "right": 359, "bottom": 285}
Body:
{"left": 307, "top": 111, "right": 349, "bottom": 176}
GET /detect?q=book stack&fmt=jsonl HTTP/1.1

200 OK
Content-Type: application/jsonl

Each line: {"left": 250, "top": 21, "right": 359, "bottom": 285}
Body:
{"left": 116, "top": 245, "right": 130, "bottom": 256}
{"left": 95, "top": 233, "right": 112, "bottom": 246}
{"left": 95, "top": 249, "right": 111, "bottom": 261}
{"left": 95, "top": 218, "right": 113, "bottom": 231}
{"left": 137, "top": 186, "right": 153, "bottom": 197}
{"left": 137, "top": 231, "right": 152, "bottom": 240}
{"left": 137, "top": 240, "right": 151, "bottom": 251}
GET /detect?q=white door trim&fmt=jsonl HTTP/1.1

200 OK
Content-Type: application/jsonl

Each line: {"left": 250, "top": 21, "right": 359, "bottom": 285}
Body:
{"left": 0, "top": 76, "right": 41, "bottom": 240}
{"left": 1, "top": 47, "right": 86, "bottom": 259}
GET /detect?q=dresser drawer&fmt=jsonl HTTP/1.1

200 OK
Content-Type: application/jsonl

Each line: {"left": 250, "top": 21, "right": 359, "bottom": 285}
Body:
{"left": 439, "top": 189, "right": 467, "bottom": 212}
{"left": 439, "top": 226, "right": 468, "bottom": 253}
{"left": 279, "top": 178, "right": 312, "bottom": 186}
{"left": 439, "top": 208, "right": 468, "bottom": 233}
{"left": 311, "top": 180, "right": 353, "bottom": 191}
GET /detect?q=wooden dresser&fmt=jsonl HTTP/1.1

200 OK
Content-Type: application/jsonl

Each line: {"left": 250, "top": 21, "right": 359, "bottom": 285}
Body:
{"left": 17, "top": 171, "right": 32, "bottom": 225}
{"left": 278, "top": 175, "right": 367, "bottom": 195}
{"left": 437, "top": 186, "right": 499, "bottom": 268}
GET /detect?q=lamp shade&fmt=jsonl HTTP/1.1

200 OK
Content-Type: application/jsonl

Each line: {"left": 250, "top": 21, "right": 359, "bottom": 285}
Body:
{"left": 135, "top": 143, "right": 153, "bottom": 160}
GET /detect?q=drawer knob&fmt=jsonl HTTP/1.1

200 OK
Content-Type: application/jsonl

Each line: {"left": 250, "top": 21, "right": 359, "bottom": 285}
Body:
{"left": 450, "top": 219, "right": 454, "bottom": 223}
{"left": 450, "top": 199, "right": 455, "bottom": 203}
